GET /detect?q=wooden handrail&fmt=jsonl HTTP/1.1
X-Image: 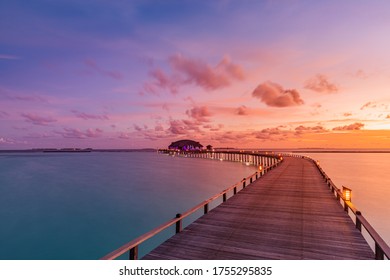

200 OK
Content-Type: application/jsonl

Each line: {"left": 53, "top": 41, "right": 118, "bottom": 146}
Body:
{"left": 101, "top": 152, "right": 282, "bottom": 260}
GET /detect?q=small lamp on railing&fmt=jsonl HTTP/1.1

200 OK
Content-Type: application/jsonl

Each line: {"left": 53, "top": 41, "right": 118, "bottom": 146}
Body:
{"left": 342, "top": 186, "right": 352, "bottom": 202}
{"left": 258, "top": 165, "right": 263, "bottom": 172}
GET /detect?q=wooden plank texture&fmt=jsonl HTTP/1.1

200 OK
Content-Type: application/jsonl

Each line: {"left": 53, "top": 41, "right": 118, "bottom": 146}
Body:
{"left": 143, "top": 157, "right": 375, "bottom": 260}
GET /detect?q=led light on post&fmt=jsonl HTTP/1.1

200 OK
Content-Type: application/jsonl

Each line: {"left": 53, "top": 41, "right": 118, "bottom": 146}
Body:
{"left": 343, "top": 186, "right": 352, "bottom": 202}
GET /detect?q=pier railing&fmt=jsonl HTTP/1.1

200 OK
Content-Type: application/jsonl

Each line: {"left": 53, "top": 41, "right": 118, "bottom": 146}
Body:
{"left": 100, "top": 151, "right": 282, "bottom": 260}
{"left": 292, "top": 153, "right": 390, "bottom": 260}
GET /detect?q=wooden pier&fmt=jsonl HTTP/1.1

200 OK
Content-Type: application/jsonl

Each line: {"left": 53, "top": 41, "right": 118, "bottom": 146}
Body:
{"left": 101, "top": 151, "right": 390, "bottom": 260}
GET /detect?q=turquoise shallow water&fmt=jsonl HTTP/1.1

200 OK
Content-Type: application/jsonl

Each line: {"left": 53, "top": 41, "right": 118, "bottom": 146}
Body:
{"left": 0, "top": 151, "right": 256, "bottom": 260}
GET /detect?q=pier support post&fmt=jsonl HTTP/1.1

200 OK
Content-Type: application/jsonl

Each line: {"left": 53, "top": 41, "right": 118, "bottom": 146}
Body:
{"left": 223, "top": 193, "right": 227, "bottom": 202}
{"left": 242, "top": 179, "right": 246, "bottom": 189}
{"left": 175, "top": 213, "right": 182, "bottom": 233}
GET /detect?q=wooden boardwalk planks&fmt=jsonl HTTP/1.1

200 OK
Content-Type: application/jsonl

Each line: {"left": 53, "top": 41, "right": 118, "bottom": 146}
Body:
{"left": 143, "top": 157, "right": 375, "bottom": 260}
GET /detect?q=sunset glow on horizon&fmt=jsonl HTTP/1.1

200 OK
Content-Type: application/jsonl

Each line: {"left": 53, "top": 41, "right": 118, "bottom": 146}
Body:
{"left": 1, "top": 0, "right": 390, "bottom": 149}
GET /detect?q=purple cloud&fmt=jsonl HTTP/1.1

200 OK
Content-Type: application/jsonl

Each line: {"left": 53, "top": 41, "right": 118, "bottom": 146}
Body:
{"left": 71, "top": 110, "right": 109, "bottom": 120}
{"left": 55, "top": 128, "right": 103, "bottom": 138}
{"left": 21, "top": 113, "right": 57, "bottom": 126}
{"left": 0, "top": 111, "right": 9, "bottom": 118}
{"left": 84, "top": 59, "right": 123, "bottom": 80}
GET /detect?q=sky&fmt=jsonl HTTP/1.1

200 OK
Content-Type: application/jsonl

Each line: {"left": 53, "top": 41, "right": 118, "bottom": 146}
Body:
{"left": 1, "top": 0, "right": 390, "bottom": 149}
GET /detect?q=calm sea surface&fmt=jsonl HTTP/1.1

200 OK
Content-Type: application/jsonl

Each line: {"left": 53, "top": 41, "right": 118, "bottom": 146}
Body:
{"left": 0, "top": 151, "right": 256, "bottom": 260}
{"left": 1, "top": 151, "right": 389, "bottom": 259}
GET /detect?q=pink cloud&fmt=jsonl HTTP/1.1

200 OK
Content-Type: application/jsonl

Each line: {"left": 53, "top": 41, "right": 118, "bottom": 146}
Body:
{"left": 352, "top": 69, "right": 369, "bottom": 79}
{"left": 150, "top": 69, "right": 179, "bottom": 94}
{"left": 21, "top": 113, "right": 57, "bottom": 126}
{"left": 360, "top": 101, "right": 388, "bottom": 110}
{"left": 84, "top": 59, "right": 123, "bottom": 80}
{"left": 118, "top": 132, "right": 130, "bottom": 139}
{"left": 168, "top": 120, "right": 188, "bottom": 135}
{"left": 71, "top": 110, "right": 109, "bottom": 120}
{"left": 304, "top": 74, "right": 338, "bottom": 94}
{"left": 141, "top": 54, "right": 245, "bottom": 95}
{"left": 332, "top": 122, "right": 364, "bottom": 131}
{"left": 252, "top": 81, "right": 304, "bottom": 107}
{"left": 167, "top": 118, "right": 203, "bottom": 135}
{"left": 0, "top": 137, "right": 22, "bottom": 145}
{"left": 155, "top": 125, "right": 164, "bottom": 131}
{"left": 237, "top": 105, "right": 248, "bottom": 115}
{"left": 133, "top": 124, "right": 143, "bottom": 132}
{"left": 55, "top": 128, "right": 103, "bottom": 138}
{"left": 186, "top": 106, "right": 212, "bottom": 122}
{"left": 169, "top": 54, "right": 244, "bottom": 90}
{"left": 203, "top": 124, "right": 224, "bottom": 132}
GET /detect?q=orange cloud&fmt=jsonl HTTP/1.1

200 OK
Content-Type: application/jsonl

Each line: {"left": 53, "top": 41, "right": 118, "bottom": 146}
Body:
{"left": 304, "top": 74, "right": 338, "bottom": 94}
{"left": 295, "top": 125, "right": 327, "bottom": 134}
{"left": 252, "top": 81, "right": 304, "bottom": 107}
{"left": 332, "top": 122, "right": 364, "bottom": 131}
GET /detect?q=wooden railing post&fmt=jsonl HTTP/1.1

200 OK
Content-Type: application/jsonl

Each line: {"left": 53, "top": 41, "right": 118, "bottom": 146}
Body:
{"left": 250, "top": 177, "right": 253, "bottom": 184}
{"left": 129, "top": 246, "right": 138, "bottom": 260}
{"left": 242, "top": 179, "right": 246, "bottom": 189}
{"left": 344, "top": 201, "right": 348, "bottom": 212}
{"left": 204, "top": 204, "right": 209, "bottom": 214}
{"left": 355, "top": 211, "right": 362, "bottom": 231}
{"left": 233, "top": 186, "right": 237, "bottom": 195}
{"left": 175, "top": 213, "right": 182, "bottom": 233}
{"left": 375, "top": 243, "right": 384, "bottom": 260}
{"left": 223, "top": 193, "right": 227, "bottom": 202}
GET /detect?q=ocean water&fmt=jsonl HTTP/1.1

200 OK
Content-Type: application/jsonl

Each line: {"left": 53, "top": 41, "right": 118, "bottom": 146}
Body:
{"left": 0, "top": 151, "right": 256, "bottom": 260}
{"left": 1, "top": 151, "right": 389, "bottom": 260}
{"left": 299, "top": 152, "right": 390, "bottom": 248}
